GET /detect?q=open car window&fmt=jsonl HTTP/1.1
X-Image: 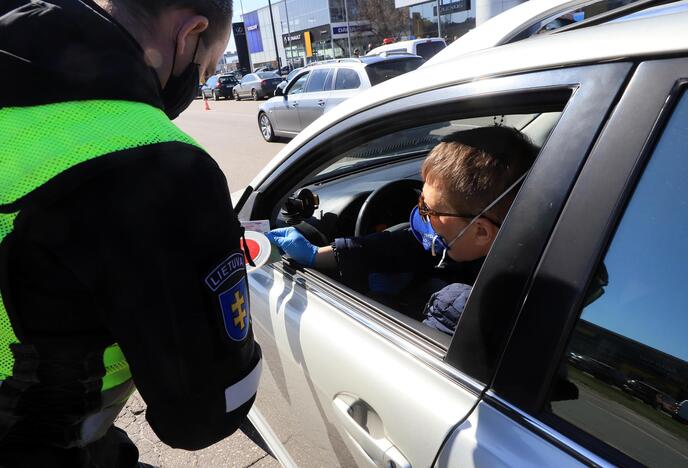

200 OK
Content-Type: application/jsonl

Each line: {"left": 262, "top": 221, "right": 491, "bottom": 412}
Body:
{"left": 273, "top": 108, "right": 564, "bottom": 341}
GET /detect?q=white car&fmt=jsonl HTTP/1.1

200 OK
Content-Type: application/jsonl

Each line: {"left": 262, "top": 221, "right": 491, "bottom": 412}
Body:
{"left": 237, "top": 4, "right": 688, "bottom": 467}
{"left": 366, "top": 37, "right": 448, "bottom": 61}
{"left": 424, "top": 0, "right": 648, "bottom": 67}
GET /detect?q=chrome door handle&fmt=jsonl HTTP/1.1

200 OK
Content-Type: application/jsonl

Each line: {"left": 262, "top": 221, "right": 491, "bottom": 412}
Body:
{"left": 291, "top": 102, "right": 299, "bottom": 107}
{"left": 318, "top": 100, "right": 325, "bottom": 107}
{"left": 333, "top": 394, "right": 411, "bottom": 468}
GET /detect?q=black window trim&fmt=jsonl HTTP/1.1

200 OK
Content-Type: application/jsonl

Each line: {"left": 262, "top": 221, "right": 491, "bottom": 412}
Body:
{"left": 243, "top": 63, "right": 632, "bottom": 387}
{"left": 491, "top": 58, "right": 688, "bottom": 466}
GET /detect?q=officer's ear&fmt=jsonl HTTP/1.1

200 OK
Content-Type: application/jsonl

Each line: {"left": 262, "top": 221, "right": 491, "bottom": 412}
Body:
{"left": 174, "top": 14, "right": 209, "bottom": 67}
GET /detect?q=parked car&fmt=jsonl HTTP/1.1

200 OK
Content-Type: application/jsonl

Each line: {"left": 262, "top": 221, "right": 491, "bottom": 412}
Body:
{"left": 366, "top": 37, "right": 447, "bottom": 60}
{"left": 257, "top": 55, "right": 423, "bottom": 141}
{"left": 274, "top": 67, "right": 304, "bottom": 97}
{"left": 676, "top": 400, "right": 688, "bottom": 422}
{"left": 201, "top": 73, "right": 238, "bottom": 100}
{"left": 234, "top": 5, "right": 688, "bottom": 467}
{"left": 656, "top": 393, "right": 679, "bottom": 414}
{"left": 623, "top": 380, "right": 663, "bottom": 407}
{"left": 233, "top": 72, "right": 283, "bottom": 100}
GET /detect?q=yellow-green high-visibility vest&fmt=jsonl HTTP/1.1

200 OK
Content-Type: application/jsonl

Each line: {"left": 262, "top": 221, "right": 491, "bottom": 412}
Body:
{"left": 0, "top": 99, "right": 201, "bottom": 394}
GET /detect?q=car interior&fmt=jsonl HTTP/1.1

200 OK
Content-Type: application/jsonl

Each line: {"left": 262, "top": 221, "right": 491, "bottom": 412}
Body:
{"left": 268, "top": 110, "right": 563, "bottom": 344}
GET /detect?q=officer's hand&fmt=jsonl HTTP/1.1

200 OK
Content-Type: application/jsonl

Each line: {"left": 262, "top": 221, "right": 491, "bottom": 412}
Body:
{"left": 265, "top": 227, "right": 318, "bottom": 267}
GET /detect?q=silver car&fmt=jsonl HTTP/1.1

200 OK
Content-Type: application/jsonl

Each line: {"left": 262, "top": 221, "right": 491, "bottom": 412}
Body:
{"left": 257, "top": 55, "right": 423, "bottom": 142}
{"left": 237, "top": 3, "right": 688, "bottom": 467}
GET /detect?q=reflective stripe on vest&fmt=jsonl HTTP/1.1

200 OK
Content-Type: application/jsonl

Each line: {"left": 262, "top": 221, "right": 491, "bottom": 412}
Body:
{"left": 0, "top": 100, "right": 202, "bottom": 390}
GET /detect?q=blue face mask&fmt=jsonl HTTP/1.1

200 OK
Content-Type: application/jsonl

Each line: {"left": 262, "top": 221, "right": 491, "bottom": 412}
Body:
{"left": 409, "top": 171, "right": 529, "bottom": 259}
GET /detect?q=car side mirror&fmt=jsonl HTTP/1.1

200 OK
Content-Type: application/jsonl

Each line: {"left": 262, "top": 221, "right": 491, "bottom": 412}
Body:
{"left": 274, "top": 87, "right": 284, "bottom": 97}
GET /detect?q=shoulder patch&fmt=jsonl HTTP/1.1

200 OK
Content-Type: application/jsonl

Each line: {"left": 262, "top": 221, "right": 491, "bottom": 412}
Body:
{"left": 219, "top": 277, "right": 250, "bottom": 342}
{"left": 206, "top": 252, "right": 245, "bottom": 291}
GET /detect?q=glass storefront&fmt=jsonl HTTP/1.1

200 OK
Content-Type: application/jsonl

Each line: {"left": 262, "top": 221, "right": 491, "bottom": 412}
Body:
{"left": 409, "top": 0, "right": 474, "bottom": 42}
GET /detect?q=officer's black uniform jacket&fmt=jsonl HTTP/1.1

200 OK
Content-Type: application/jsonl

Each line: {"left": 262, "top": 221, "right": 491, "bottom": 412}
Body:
{"left": 333, "top": 229, "right": 484, "bottom": 318}
{"left": 0, "top": 0, "right": 261, "bottom": 465}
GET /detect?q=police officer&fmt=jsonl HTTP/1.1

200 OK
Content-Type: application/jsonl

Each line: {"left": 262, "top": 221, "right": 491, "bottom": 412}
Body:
{"left": 0, "top": 1, "right": 261, "bottom": 466}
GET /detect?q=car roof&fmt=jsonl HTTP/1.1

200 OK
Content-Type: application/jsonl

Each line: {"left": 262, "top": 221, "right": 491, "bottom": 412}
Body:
{"left": 425, "top": 0, "right": 599, "bottom": 66}
{"left": 358, "top": 54, "right": 423, "bottom": 65}
{"left": 249, "top": 10, "right": 688, "bottom": 188}
{"left": 367, "top": 37, "right": 446, "bottom": 56}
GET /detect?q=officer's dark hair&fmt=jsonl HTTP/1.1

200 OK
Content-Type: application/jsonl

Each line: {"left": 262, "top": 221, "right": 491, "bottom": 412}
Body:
{"left": 421, "top": 126, "right": 538, "bottom": 223}
{"left": 116, "top": 0, "right": 232, "bottom": 43}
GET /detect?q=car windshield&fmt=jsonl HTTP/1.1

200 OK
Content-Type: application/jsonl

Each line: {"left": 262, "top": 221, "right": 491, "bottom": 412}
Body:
{"left": 415, "top": 41, "right": 445, "bottom": 60}
{"left": 286, "top": 68, "right": 302, "bottom": 81}
{"left": 313, "top": 113, "right": 558, "bottom": 181}
{"left": 258, "top": 72, "right": 279, "bottom": 79}
{"left": 365, "top": 58, "right": 424, "bottom": 86}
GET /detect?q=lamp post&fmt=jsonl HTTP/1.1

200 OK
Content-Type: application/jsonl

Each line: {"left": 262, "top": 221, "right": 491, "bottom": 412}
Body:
{"left": 267, "top": 0, "right": 282, "bottom": 71}
{"left": 436, "top": 0, "right": 441, "bottom": 38}
{"left": 343, "top": 0, "right": 352, "bottom": 57}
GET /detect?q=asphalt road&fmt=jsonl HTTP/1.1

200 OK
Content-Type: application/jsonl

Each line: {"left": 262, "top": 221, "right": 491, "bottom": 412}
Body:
{"left": 115, "top": 98, "right": 286, "bottom": 468}
{"left": 175, "top": 97, "right": 287, "bottom": 193}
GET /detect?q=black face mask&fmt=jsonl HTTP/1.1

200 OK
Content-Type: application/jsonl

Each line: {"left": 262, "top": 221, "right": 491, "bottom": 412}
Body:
{"left": 162, "top": 36, "right": 201, "bottom": 120}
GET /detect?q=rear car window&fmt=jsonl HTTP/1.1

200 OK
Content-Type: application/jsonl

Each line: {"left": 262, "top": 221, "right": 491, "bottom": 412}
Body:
{"left": 258, "top": 72, "right": 279, "bottom": 79}
{"left": 334, "top": 68, "right": 361, "bottom": 90}
{"left": 365, "top": 58, "right": 424, "bottom": 86}
{"left": 219, "top": 76, "right": 236, "bottom": 84}
{"left": 415, "top": 41, "right": 446, "bottom": 60}
{"left": 304, "top": 69, "right": 330, "bottom": 93}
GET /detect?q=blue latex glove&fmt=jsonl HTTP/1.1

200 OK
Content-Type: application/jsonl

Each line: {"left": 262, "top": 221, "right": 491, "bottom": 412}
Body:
{"left": 265, "top": 227, "right": 318, "bottom": 267}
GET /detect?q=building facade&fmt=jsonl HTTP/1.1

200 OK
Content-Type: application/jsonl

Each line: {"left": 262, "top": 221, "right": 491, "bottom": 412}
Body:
{"left": 239, "top": 0, "right": 525, "bottom": 71}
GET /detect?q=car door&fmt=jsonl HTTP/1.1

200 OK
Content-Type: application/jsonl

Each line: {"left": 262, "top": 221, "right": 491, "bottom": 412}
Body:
{"left": 239, "top": 74, "right": 254, "bottom": 97}
{"left": 441, "top": 58, "right": 688, "bottom": 467}
{"left": 239, "top": 63, "right": 630, "bottom": 467}
{"left": 325, "top": 67, "right": 365, "bottom": 111}
{"left": 269, "top": 71, "right": 310, "bottom": 135}
{"left": 296, "top": 68, "right": 334, "bottom": 129}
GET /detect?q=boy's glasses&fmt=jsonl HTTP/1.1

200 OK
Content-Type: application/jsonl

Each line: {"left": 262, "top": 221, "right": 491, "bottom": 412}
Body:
{"left": 417, "top": 194, "right": 479, "bottom": 223}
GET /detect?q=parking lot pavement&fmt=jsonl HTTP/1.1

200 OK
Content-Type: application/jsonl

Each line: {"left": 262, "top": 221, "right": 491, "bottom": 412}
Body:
{"left": 115, "top": 99, "right": 284, "bottom": 467}
{"left": 116, "top": 392, "right": 279, "bottom": 467}
{"left": 174, "top": 98, "right": 287, "bottom": 192}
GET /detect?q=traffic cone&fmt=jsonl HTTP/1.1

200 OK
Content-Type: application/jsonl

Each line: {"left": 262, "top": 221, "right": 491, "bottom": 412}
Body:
{"left": 203, "top": 97, "right": 211, "bottom": 111}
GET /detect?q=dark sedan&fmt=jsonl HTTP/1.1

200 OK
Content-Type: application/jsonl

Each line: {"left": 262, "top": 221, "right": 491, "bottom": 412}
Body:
{"left": 233, "top": 72, "right": 282, "bottom": 100}
{"left": 201, "top": 74, "right": 238, "bottom": 100}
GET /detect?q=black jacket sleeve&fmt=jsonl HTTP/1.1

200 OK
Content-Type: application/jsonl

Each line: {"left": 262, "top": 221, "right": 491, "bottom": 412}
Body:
{"left": 333, "top": 229, "right": 436, "bottom": 288}
{"left": 25, "top": 143, "right": 262, "bottom": 450}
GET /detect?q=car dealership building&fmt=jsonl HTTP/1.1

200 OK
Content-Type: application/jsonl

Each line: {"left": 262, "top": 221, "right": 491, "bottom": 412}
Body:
{"left": 236, "top": 0, "right": 525, "bottom": 70}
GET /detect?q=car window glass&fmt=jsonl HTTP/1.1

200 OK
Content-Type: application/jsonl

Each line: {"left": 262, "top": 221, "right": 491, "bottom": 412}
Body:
{"left": 365, "top": 58, "right": 424, "bottom": 86}
{"left": 334, "top": 68, "right": 361, "bottom": 90}
{"left": 415, "top": 41, "right": 445, "bottom": 60}
{"left": 547, "top": 92, "right": 688, "bottom": 466}
{"left": 323, "top": 69, "right": 335, "bottom": 91}
{"left": 304, "top": 69, "right": 329, "bottom": 93}
{"left": 288, "top": 73, "right": 310, "bottom": 95}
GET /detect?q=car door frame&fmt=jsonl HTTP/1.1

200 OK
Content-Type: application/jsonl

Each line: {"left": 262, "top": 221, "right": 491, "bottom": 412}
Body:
{"left": 241, "top": 62, "right": 633, "bottom": 466}
{"left": 485, "top": 57, "right": 688, "bottom": 466}
{"left": 276, "top": 70, "right": 312, "bottom": 135}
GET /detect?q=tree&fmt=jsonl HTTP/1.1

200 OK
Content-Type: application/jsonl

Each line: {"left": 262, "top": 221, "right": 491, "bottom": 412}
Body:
{"left": 356, "top": 0, "right": 410, "bottom": 45}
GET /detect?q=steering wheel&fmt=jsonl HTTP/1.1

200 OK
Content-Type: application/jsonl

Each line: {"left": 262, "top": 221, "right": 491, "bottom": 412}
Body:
{"left": 354, "top": 179, "right": 423, "bottom": 237}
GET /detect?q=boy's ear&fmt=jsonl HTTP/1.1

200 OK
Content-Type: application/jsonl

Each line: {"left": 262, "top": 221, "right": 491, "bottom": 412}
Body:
{"left": 473, "top": 218, "right": 499, "bottom": 248}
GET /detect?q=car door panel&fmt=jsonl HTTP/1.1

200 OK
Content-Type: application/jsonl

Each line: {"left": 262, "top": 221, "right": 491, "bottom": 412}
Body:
{"left": 435, "top": 399, "right": 588, "bottom": 467}
{"left": 248, "top": 264, "right": 481, "bottom": 467}
{"left": 488, "top": 58, "right": 688, "bottom": 466}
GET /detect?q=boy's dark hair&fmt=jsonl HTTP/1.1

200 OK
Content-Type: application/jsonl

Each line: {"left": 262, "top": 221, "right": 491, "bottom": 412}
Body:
{"left": 421, "top": 126, "right": 538, "bottom": 223}
{"left": 116, "top": 0, "right": 232, "bottom": 42}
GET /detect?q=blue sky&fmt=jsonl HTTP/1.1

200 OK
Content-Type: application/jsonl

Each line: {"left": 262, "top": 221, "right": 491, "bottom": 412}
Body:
{"left": 226, "top": 0, "right": 269, "bottom": 52}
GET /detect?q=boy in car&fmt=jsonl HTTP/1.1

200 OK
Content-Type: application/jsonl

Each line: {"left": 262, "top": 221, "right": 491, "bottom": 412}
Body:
{"left": 266, "top": 126, "right": 537, "bottom": 321}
